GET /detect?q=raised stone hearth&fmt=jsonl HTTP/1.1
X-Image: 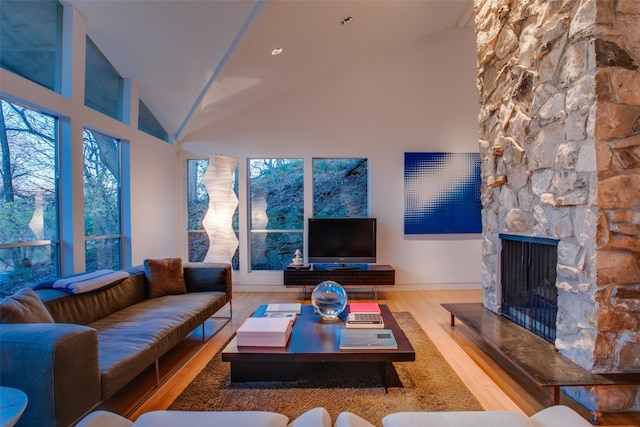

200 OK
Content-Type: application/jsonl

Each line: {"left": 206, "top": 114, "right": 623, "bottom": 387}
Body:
{"left": 473, "top": 0, "right": 640, "bottom": 412}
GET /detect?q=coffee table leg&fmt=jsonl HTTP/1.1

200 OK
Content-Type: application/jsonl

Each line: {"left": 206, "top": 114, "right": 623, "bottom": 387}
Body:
{"left": 379, "top": 361, "right": 390, "bottom": 394}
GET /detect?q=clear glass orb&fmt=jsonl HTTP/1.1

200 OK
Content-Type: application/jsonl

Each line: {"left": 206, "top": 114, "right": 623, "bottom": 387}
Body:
{"left": 311, "top": 280, "right": 347, "bottom": 320}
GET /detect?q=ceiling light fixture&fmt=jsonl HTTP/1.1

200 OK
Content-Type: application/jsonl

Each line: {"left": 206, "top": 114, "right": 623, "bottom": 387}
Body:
{"left": 341, "top": 16, "right": 353, "bottom": 26}
{"left": 271, "top": 47, "right": 283, "bottom": 56}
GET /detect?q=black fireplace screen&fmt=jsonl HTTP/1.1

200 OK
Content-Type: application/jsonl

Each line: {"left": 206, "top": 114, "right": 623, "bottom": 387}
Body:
{"left": 500, "top": 234, "right": 558, "bottom": 343}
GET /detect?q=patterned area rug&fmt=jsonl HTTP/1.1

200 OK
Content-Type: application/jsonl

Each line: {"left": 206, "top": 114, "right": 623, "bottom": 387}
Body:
{"left": 170, "top": 312, "right": 482, "bottom": 426}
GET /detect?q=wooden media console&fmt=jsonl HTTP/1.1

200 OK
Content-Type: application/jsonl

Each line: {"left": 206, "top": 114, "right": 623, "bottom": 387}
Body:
{"left": 283, "top": 264, "right": 395, "bottom": 298}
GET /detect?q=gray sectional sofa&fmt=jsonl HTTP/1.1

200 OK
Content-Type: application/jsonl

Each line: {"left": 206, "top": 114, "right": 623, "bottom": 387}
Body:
{"left": 0, "top": 260, "right": 232, "bottom": 427}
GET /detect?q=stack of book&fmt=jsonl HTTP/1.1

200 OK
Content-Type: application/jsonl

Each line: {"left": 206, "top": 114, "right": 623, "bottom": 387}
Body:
{"left": 262, "top": 303, "right": 301, "bottom": 323}
{"left": 339, "top": 328, "right": 398, "bottom": 350}
{"left": 236, "top": 317, "right": 293, "bottom": 347}
{"left": 346, "top": 302, "right": 384, "bottom": 329}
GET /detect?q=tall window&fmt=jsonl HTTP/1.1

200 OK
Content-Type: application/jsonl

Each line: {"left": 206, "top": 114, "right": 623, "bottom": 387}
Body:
{"left": 83, "top": 130, "right": 121, "bottom": 270}
{"left": 313, "top": 158, "right": 368, "bottom": 217}
{"left": 0, "top": 0, "right": 63, "bottom": 92}
{"left": 187, "top": 159, "right": 239, "bottom": 269}
{"left": 0, "top": 99, "right": 59, "bottom": 296}
{"left": 85, "top": 37, "right": 123, "bottom": 120}
{"left": 249, "top": 159, "right": 303, "bottom": 270}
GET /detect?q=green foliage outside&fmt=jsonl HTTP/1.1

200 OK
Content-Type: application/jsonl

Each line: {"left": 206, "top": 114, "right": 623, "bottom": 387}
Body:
{"left": 249, "top": 159, "right": 304, "bottom": 270}
{"left": 313, "top": 158, "right": 368, "bottom": 218}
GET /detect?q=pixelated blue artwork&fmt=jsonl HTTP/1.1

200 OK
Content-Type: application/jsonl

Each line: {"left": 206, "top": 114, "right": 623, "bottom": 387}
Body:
{"left": 404, "top": 152, "right": 482, "bottom": 234}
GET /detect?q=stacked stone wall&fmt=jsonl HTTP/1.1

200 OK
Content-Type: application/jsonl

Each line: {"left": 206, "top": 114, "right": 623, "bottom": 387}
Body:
{"left": 473, "top": 0, "right": 639, "bottom": 411}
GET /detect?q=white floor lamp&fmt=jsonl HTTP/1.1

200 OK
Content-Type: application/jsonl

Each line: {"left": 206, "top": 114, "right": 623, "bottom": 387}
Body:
{"left": 202, "top": 155, "right": 239, "bottom": 264}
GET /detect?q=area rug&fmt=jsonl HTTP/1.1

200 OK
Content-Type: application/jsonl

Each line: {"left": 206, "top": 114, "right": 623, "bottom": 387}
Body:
{"left": 170, "top": 312, "right": 482, "bottom": 425}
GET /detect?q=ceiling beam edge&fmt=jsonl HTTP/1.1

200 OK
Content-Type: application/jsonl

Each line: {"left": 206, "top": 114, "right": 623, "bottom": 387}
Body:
{"left": 174, "top": 0, "right": 266, "bottom": 142}
{"left": 456, "top": 1, "right": 474, "bottom": 28}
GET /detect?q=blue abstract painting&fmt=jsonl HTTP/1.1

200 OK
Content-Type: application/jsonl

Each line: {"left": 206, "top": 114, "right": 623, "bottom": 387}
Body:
{"left": 404, "top": 152, "right": 482, "bottom": 234}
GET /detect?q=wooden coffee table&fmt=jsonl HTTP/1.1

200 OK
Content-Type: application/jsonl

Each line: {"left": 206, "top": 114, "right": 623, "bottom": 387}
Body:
{"left": 221, "top": 304, "right": 415, "bottom": 383}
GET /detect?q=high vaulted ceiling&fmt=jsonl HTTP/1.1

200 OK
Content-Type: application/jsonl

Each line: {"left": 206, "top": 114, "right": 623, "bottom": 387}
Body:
{"left": 67, "top": 0, "right": 474, "bottom": 143}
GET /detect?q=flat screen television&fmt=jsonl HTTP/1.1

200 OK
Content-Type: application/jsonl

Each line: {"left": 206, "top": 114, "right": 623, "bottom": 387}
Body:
{"left": 307, "top": 218, "right": 377, "bottom": 265}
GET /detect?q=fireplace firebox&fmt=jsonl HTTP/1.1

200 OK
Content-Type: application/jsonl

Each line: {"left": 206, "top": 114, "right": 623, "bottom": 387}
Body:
{"left": 500, "top": 234, "right": 558, "bottom": 343}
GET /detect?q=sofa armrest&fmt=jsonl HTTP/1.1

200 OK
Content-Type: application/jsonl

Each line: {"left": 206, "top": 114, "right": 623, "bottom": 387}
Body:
{"left": 183, "top": 262, "right": 232, "bottom": 301}
{"left": 0, "top": 323, "right": 101, "bottom": 427}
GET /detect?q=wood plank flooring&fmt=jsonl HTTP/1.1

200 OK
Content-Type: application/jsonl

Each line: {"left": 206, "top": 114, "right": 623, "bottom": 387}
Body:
{"left": 97, "top": 290, "right": 640, "bottom": 426}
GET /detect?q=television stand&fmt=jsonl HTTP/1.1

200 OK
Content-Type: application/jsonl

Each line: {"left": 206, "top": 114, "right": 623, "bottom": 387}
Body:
{"left": 283, "top": 264, "right": 395, "bottom": 299}
{"left": 316, "top": 263, "right": 363, "bottom": 271}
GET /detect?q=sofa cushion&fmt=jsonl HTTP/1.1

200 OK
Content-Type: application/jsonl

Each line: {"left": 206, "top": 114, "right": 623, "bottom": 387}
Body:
{"left": 37, "top": 272, "right": 147, "bottom": 325}
{"left": 131, "top": 407, "right": 330, "bottom": 427}
{"left": 90, "top": 291, "right": 227, "bottom": 398}
{"left": 0, "top": 288, "right": 54, "bottom": 324}
{"left": 381, "top": 411, "right": 533, "bottom": 427}
{"left": 132, "top": 410, "right": 289, "bottom": 427}
{"left": 335, "top": 412, "right": 376, "bottom": 427}
{"left": 288, "top": 407, "right": 331, "bottom": 427}
{"left": 529, "top": 405, "right": 592, "bottom": 426}
{"left": 144, "top": 258, "right": 187, "bottom": 298}
{"left": 76, "top": 410, "right": 133, "bottom": 427}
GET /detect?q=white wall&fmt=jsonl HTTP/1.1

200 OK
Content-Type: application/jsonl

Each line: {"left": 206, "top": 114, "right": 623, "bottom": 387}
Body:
{"left": 181, "top": 26, "right": 482, "bottom": 290}
{"left": 128, "top": 132, "right": 181, "bottom": 265}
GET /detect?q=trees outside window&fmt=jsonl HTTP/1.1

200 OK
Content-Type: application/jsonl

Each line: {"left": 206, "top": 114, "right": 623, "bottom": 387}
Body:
{"left": 0, "top": 99, "right": 58, "bottom": 296}
{"left": 83, "top": 129, "right": 121, "bottom": 270}
{"left": 187, "top": 159, "right": 240, "bottom": 269}
{"left": 313, "top": 158, "right": 368, "bottom": 218}
{"left": 249, "top": 159, "right": 303, "bottom": 270}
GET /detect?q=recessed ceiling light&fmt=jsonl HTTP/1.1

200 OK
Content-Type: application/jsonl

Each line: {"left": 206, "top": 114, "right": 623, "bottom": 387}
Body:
{"left": 341, "top": 16, "right": 353, "bottom": 26}
{"left": 271, "top": 47, "right": 283, "bottom": 56}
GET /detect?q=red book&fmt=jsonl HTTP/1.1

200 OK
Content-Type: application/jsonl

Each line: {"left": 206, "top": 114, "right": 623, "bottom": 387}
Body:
{"left": 349, "top": 302, "right": 381, "bottom": 314}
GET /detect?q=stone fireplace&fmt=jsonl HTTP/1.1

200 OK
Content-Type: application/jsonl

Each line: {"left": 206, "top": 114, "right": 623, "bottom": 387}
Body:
{"left": 473, "top": 0, "right": 640, "bottom": 412}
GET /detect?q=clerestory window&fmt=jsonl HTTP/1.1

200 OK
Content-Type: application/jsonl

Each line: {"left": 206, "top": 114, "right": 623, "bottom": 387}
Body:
{"left": 138, "top": 100, "right": 169, "bottom": 142}
{"left": 85, "top": 37, "right": 123, "bottom": 120}
{"left": 0, "top": 0, "right": 63, "bottom": 92}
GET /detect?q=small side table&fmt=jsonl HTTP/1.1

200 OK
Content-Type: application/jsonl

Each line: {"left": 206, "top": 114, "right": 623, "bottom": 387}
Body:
{"left": 0, "top": 387, "right": 28, "bottom": 427}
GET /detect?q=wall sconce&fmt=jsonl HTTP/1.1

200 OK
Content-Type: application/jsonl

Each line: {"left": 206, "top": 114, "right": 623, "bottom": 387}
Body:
{"left": 202, "top": 155, "right": 239, "bottom": 264}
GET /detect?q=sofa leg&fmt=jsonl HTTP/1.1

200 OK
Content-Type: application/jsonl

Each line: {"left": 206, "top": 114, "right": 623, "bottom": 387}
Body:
{"left": 211, "top": 300, "right": 233, "bottom": 323}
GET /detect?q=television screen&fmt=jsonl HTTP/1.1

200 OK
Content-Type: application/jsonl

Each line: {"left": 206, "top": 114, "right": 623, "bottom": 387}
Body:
{"left": 307, "top": 218, "right": 376, "bottom": 264}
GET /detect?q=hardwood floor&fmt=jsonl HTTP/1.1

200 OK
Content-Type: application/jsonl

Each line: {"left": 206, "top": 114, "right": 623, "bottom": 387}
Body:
{"left": 97, "top": 290, "right": 640, "bottom": 426}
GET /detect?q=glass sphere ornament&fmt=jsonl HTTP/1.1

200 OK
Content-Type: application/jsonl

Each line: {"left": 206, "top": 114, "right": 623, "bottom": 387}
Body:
{"left": 311, "top": 280, "right": 347, "bottom": 321}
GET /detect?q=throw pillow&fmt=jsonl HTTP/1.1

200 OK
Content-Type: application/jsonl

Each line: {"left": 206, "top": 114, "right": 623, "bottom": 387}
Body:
{"left": 0, "top": 288, "right": 55, "bottom": 323}
{"left": 144, "top": 258, "right": 187, "bottom": 298}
